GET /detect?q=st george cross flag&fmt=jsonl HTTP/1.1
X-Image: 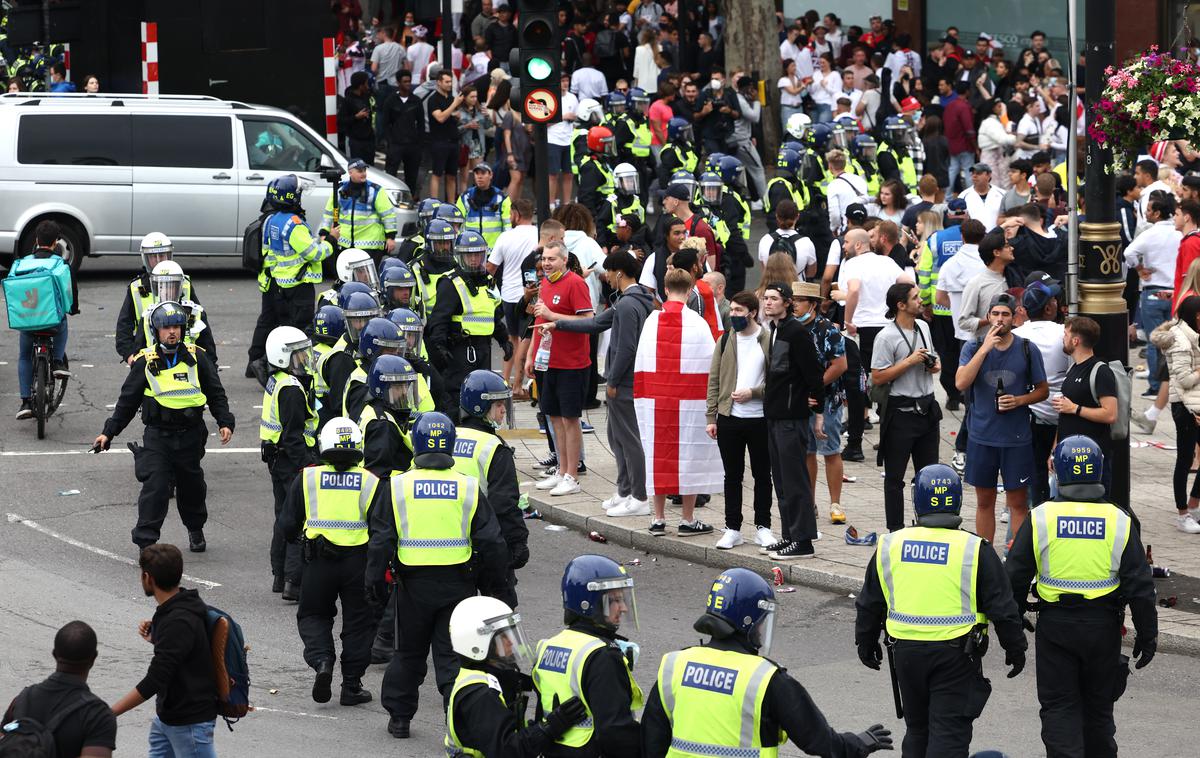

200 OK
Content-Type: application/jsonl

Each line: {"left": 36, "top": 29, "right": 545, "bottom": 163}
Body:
{"left": 633, "top": 301, "right": 724, "bottom": 496}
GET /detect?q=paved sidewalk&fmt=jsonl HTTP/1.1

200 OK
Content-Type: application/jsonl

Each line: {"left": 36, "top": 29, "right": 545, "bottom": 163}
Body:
{"left": 499, "top": 361, "right": 1200, "bottom": 655}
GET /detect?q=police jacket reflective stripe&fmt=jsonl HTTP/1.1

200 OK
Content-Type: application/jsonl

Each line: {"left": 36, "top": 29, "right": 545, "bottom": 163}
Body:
{"left": 302, "top": 464, "right": 379, "bottom": 545}
{"left": 322, "top": 181, "right": 397, "bottom": 250}
{"left": 341, "top": 365, "right": 368, "bottom": 420}
{"left": 607, "top": 194, "right": 646, "bottom": 232}
{"left": 657, "top": 646, "right": 780, "bottom": 758}
{"left": 877, "top": 526, "right": 985, "bottom": 641}
{"left": 358, "top": 403, "right": 414, "bottom": 454}
{"left": 313, "top": 342, "right": 335, "bottom": 398}
{"left": 129, "top": 277, "right": 193, "bottom": 339}
{"left": 261, "top": 371, "right": 317, "bottom": 446}
{"left": 142, "top": 347, "right": 207, "bottom": 409}
{"left": 413, "top": 263, "right": 449, "bottom": 314}
{"left": 451, "top": 276, "right": 498, "bottom": 336}
{"left": 533, "top": 629, "right": 613, "bottom": 748}
{"left": 388, "top": 468, "right": 479, "bottom": 565}
{"left": 262, "top": 211, "right": 329, "bottom": 288}
{"left": 1031, "top": 500, "right": 1131, "bottom": 602}
{"left": 661, "top": 142, "right": 699, "bottom": 175}
{"left": 580, "top": 155, "right": 615, "bottom": 196}
{"left": 450, "top": 427, "right": 502, "bottom": 496}
{"left": 445, "top": 669, "right": 503, "bottom": 758}
{"left": 456, "top": 190, "right": 511, "bottom": 246}
{"left": 764, "top": 177, "right": 808, "bottom": 216}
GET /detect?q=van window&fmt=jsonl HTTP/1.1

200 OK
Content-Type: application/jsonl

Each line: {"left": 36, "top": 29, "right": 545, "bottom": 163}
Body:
{"left": 133, "top": 115, "right": 233, "bottom": 168}
{"left": 242, "top": 119, "right": 327, "bottom": 173}
{"left": 17, "top": 114, "right": 131, "bottom": 165}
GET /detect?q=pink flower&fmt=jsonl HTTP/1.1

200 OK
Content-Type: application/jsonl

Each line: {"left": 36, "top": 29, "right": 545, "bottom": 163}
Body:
{"left": 1105, "top": 65, "right": 1116, "bottom": 75}
{"left": 1111, "top": 93, "right": 1124, "bottom": 102}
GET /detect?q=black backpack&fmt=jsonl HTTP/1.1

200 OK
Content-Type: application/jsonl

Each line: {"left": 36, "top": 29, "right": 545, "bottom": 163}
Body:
{"left": 766, "top": 231, "right": 799, "bottom": 262}
{"left": 0, "top": 690, "right": 90, "bottom": 758}
{"left": 594, "top": 29, "right": 617, "bottom": 59}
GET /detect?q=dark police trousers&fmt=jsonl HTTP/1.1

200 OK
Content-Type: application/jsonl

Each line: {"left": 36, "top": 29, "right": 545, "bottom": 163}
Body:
{"left": 131, "top": 424, "right": 209, "bottom": 547}
{"left": 297, "top": 545, "right": 374, "bottom": 680}
{"left": 270, "top": 464, "right": 304, "bottom": 583}
{"left": 381, "top": 570, "right": 475, "bottom": 719}
{"left": 249, "top": 281, "right": 317, "bottom": 364}
{"left": 894, "top": 639, "right": 991, "bottom": 758}
{"left": 1036, "top": 609, "right": 1123, "bottom": 758}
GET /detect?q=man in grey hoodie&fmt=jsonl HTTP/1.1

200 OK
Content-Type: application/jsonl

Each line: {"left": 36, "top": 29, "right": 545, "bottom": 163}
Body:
{"left": 538, "top": 250, "right": 656, "bottom": 515}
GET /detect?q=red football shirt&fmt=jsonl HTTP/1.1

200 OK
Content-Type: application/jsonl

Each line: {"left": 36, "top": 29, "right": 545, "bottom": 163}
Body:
{"left": 533, "top": 270, "right": 593, "bottom": 370}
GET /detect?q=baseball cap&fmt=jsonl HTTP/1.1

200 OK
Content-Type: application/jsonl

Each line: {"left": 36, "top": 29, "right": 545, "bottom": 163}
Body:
{"left": 763, "top": 281, "right": 793, "bottom": 301}
{"left": 845, "top": 203, "right": 868, "bottom": 224}
{"left": 1022, "top": 281, "right": 1057, "bottom": 314}
{"left": 988, "top": 292, "right": 1018, "bottom": 313}
{"left": 971, "top": 162, "right": 992, "bottom": 174}
{"left": 1023, "top": 270, "right": 1062, "bottom": 293}
{"left": 665, "top": 184, "right": 692, "bottom": 201}
{"left": 347, "top": 158, "right": 368, "bottom": 171}
{"left": 947, "top": 198, "right": 968, "bottom": 213}
{"left": 472, "top": 163, "right": 493, "bottom": 173}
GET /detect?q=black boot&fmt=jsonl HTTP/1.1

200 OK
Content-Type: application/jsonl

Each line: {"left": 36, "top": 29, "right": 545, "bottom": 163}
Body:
{"left": 187, "top": 530, "right": 206, "bottom": 553}
{"left": 388, "top": 715, "right": 410, "bottom": 738}
{"left": 841, "top": 445, "right": 865, "bottom": 463}
{"left": 312, "top": 660, "right": 334, "bottom": 703}
{"left": 271, "top": 575, "right": 284, "bottom": 593}
{"left": 340, "top": 677, "right": 373, "bottom": 706}
{"left": 370, "top": 635, "right": 394, "bottom": 664}
{"left": 282, "top": 580, "right": 300, "bottom": 602}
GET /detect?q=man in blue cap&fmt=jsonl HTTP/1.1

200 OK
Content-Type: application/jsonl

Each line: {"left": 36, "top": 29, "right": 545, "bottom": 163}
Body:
{"left": 322, "top": 158, "right": 398, "bottom": 266}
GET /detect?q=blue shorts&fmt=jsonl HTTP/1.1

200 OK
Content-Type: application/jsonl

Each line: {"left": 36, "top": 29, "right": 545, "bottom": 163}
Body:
{"left": 965, "top": 440, "right": 1034, "bottom": 489}
{"left": 547, "top": 143, "right": 572, "bottom": 175}
{"left": 807, "top": 404, "right": 844, "bottom": 455}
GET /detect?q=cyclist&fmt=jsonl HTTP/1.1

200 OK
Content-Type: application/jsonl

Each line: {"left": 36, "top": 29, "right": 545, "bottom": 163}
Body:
{"left": 9, "top": 220, "right": 77, "bottom": 420}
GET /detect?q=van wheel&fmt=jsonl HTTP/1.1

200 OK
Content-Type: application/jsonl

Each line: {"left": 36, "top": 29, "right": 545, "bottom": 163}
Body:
{"left": 19, "top": 218, "right": 86, "bottom": 274}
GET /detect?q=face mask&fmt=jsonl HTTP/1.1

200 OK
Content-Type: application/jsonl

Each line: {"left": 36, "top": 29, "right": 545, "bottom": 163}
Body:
{"left": 797, "top": 310, "right": 815, "bottom": 324}
{"left": 730, "top": 315, "right": 749, "bottom": 332}
{"left": 711, "top": 79, "right": 723, "bottom": 90}
{"left": 547, "top": 269, "right": 564, "bottom": 282}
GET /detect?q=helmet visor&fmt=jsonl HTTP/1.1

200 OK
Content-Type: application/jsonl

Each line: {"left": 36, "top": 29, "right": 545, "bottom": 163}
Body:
{"left": 286, "top": 341, "right": 315, "bottom": 375}
{"left": 486, "top": 613, "right": 534, "bottom": 671}
{"left": 701, "top": 183, "right": 724, "bottom": 205}
{"left": 382, "top": 376, "right": 418, "bottom": 410}
{"left": 831, "top": 129, "right": 851, "bottom": 150}
{"left": 456, "top": 249, "right": 487, "bottom": 273}
{"left": 431, "top": 239, "right": 454, "bottom": 261}
{"left": 400, "top": 326, "right": 424, "bottom": 358}
{"left": 142, "top": 250, "right": 172, "bottom": 272}
{"left": 602, "top": 138, "right": 618, "bottom": 158}
{"left": 349, "top": 261, "right": 381, "bottom": 290}
{"left": 345, "top": 312, "right": 376, "bottom": 341}
{"left": 387, "top": 284, "right": 415, "bottom": 307}
{"left": 152, "top": 275, "right": 184, "bottom": 304}
{"left": 616, "top": 173, "right": 639, "bottom": 194}
{"left": 752, "top": 600, "right": 777, "bottom": 656}
{"left": 588, "top": 576, "right": 638, "bottom": 631}
{"left": 482, "top": 387, "right": 514, "bottom": 429}
{"left": 859, "top": 142, "right": 877, "bottom": 160}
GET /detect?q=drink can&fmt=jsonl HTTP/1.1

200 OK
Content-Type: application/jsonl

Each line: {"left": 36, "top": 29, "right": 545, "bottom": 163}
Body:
{"left": 589, "top": 531, "right": 607, "bottom": 544}
{"left": 771, "top": 567, "right": 784, "bottom": 586}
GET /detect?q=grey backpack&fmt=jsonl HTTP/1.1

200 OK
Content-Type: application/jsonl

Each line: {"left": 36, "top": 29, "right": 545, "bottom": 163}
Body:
{"left": 1090, "top": 360, "right": 1132, "bottom": 441}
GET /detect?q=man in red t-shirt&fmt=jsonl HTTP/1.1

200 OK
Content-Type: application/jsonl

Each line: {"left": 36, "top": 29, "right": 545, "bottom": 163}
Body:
{"left": 1175, "top": 199, "right": 1200, "bottom": 300}
{"left": 663, "top": 184, "right": 720, "bottom": 272}
{"left": 529, "top": 241, "right": 594, "bottom": 496}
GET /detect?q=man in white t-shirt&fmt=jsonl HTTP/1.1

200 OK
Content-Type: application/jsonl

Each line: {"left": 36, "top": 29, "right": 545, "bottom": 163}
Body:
{"left": 1013, "top": 278, "right": 1067, "bottom": 505}
{"left": 826, "top": 150, "right": 869, "bottom": 235}
{"left": 757, "top": 199, "right": 816, "bottom": 276}
{"left": 547, "top": 73, "right": 579, "bottom": 208}
{"left": 486, "top": 198, "right": 539, "bottom": 391}
{"left": 406, "top": 27, "right": 436, "bottom": 83}
{"left": 961, "top": 163, "right": 1006, "bottom": 230}
{"left": 838, "top": 228, "right": 912, "bottom": 372}
{"left": 935, "top": 220, "right": 989, "bottom": 343}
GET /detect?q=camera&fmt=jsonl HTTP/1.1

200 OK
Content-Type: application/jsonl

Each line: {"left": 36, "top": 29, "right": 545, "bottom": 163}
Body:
{"left": 921, "top": 351, "right": 938, "bottom": 369}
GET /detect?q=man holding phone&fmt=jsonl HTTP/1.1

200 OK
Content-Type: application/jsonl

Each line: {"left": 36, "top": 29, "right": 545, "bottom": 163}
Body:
{"left": 694, "top": 71, "right": 741, "bottom": 155}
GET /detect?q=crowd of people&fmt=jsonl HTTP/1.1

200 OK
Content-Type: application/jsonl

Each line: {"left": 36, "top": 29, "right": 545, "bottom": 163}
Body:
{"left": 0, "top": 2, "right": 1187, "bottom": 757}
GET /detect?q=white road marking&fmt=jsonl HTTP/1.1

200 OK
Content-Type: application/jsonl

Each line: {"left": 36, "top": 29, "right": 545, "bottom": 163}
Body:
{"left": 1, "top": 448, "right": 262, "bottom": 457}
{"left": 250, "top": 706, "right": 339, "bottom": 721}
{"left": 81, "top": 364, "right": 96, "bottom": 368}
{"left": 6, "top": 513, "right": 222, "bottom": 588}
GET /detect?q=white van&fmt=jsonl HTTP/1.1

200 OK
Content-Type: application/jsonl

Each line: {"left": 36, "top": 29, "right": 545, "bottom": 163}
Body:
{"left": 0, "top": 92, "right": 418, "bottom": 270}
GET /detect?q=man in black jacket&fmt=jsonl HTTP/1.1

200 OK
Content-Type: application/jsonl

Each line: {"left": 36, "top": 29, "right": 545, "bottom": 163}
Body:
{"left": 379, "top": 70, "right": 425, "bottom": 193}
{"left": 340, "top": 71, "right": 376, "bottom": 164}
{"left": 760, "top": 281, "right": 827, "bottom": 561}
{"left": 93, "top": 303, "right": 235, "bottom": 551}
{"left": 111, "top": 545, "right": 219, "bottom": 755}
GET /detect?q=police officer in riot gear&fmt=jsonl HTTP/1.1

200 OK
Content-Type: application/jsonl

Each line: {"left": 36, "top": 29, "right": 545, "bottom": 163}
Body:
{"left": 343, "top": 317, "right": 406, "bottom": 423}
{"left": 248, "top": 174, "right": 336, "bottom": 381}
{"left": 326, "top": 291, "right": 384, "bottom": 419}
{"left": 427, "top": 231, "right": 511, "bottom": 420}
{"left": 116, "top": 233, "right": 214, "bottom": 365}
{"left": 452, "top": 371, "right": 528, "bottom": 607}
{"left": 643, "top": 568, "right": 894, "bottom": 757}
{"left": 382, "top": 260, "right": 422, "bottom": 317}
{"left": 260, "top": 325, "right": 319, "bottom": 599}
{"left": 578, "top": 126, "right": 617, "bottom": 225}
{"left": 360, "top": 353, "right": 420, "bottom": 477}
{"left": 124, "top": 260, "right": 218, "bottom": 361}
{"left": 1006, "top": 436, "right": 1157, "bottom": 758}
{"left": 318, "top": 248, "right": 380, "bottom": 308}
{"left": 367, "top": 412, "right": 510, "bottom": 740}
{"left": 878, "top": 117, "right": 920, "bottom": 190}
{"left": 279, "top": 417, "right": 382, "bottom": 706}
{"left": 444, "top": 595, "right": 588, "bottom": 757}
{"left": 412, "top": 218, "right": 459, "bottom": 317}
{"left": 855, "top": 463, "right": 1027, "bottom": 758}
{"left": 388, "top": 307, "right": 443, "bottom": 413}
{"left": 396, "top": 198, "right": 442, "bottom": 263}
{"left": 312, "top": 305, "right": 347, "bottom": 428}
{"left": 94, "top": 302, "right": 235, "bottom": 551}
{"left": 598, "top": 163, "right": 646, "bottom": 248}
{"left": 532, "top": 555, "right": 643, "bottom": 757}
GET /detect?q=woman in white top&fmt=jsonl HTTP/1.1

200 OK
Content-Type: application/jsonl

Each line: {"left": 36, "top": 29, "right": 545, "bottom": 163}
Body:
{"left": 978, "top": 98, "right": 1018, "bottom": 188}
{"left": 777, "top": 58, "right": 806, "bottom": 131}
{"left": 1042, "top": 104, "right": 1071, "bottom": 166}
{"left": 870, "top": 179, "right": 909, "bottom": 226}
{"left": 632, "top": 29, "right": 661, "bottom": 92}
{"left": 808, "top": 53, "right": 842, "bottom": 123}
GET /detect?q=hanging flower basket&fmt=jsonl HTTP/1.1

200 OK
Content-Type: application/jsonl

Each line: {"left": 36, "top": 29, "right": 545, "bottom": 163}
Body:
{"left": 1089, "top": 46, "right": 1200, "bottom": 172}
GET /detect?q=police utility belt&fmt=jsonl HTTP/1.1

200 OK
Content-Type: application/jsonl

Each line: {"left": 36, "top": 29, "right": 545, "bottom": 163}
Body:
{"left": 890, "top": 624, "right": 988, "bottom": 658}
{"left": 302, "top": 534, "right": 364, "bottom": 561}
{"left": 142, "top": 400, "right": 203, "bottom": 428}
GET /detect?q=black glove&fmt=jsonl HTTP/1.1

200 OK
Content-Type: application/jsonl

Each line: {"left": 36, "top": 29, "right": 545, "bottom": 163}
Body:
{"left": 502, "top": 339, "right": 514, "bottom": 362}
{"left": 509, "top": 542, "right": 530, "bottom": 570}
{"left": 854, "top": 723, "right": 894, "bottom": 754}
{"left": 1022, "top": 615, "right": 1036, "bottom": 633}
{"left": 365, "top": 580, "right": 388, "bottom": 606}
{"left": 857, "top": 641, "right": 883, "bottom": 671}
{"left": 1133, "top": 635, "right": 1157, "bottom": 669}
{"left": 543, "top": 696, "right": 587, "bottom": 740}
{"left": 1005, "top": 648, "right": 1026, "bottom": 678}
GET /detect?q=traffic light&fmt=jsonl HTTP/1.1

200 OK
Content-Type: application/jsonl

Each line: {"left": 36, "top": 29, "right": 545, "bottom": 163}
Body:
{"left": 512, "top": 0, "right": 561, "bottom": 124}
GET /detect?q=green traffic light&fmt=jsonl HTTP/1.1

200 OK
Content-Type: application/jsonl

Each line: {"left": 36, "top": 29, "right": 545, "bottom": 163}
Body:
{"left": 526, "top": 56, "right": 553, "bottom": 81}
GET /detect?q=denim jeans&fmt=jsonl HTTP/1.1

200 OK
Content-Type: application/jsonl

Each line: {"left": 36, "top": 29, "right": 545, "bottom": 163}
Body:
{"left": 1140, "top": 289, "right": 1172, "bottom": 391}
{"left": 148, "top": 718, "right": 217, "bottom": 758}
{"left": 18, "top": 318, "right": 67, "bottom": 398}
{"left": 948, "top": 151, "right": 975, "bottom": 194}
{"left": 810, "top": 103, "right": 833, "bottom": 123}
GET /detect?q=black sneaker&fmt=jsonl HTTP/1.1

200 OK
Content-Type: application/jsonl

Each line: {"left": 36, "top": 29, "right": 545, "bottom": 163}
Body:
{"left": 537, "top": 453, "right": 559, "bottom": 469}
{"left": 577, "top": 460, "right": 587, "bottom": 476}
{"left": 841, "top": 446, "right": 865, "bottom": 462}
{"left": 770, "top": 539, "right": 815, "bottom": 560}
{"left": 187, "top": 530, "right": 206, "bottom": 553}
{"left": 51, "top": 359, "right": 71, "bottom": 378}
{"left": 678, "top": 519, "right": 714, "bottom": 537}
{"left": 648, "top": 520, "right": 666, "bottom": 536}
{"left": 15, "top": 399, "right": 33, "bottom": 420}
{"left": 759, "top": 539, "right": 791, "bottom": 555}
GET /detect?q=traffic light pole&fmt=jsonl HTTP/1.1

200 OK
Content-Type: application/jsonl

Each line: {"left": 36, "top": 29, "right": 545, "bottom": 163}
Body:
{"left": 533, "top": 123, "right": 551, "bottom": 223}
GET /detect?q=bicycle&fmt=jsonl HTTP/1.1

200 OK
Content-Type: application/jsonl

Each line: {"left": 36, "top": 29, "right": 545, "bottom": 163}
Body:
{"left": 29, "top": 330, "right": 68, "bottom": 439}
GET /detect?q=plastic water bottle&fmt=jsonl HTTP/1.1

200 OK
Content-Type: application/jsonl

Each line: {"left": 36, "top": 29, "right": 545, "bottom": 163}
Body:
{"left": 534, "top": 330, "right": 552, "bottom": 372}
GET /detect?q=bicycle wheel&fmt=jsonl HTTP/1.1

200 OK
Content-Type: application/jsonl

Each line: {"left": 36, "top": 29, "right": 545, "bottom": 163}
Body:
{"left": 33, "top": 355, "right": 49, "bottom": 440}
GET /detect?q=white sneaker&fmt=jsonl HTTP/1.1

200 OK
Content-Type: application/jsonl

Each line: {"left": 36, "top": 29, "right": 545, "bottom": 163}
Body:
{"left": 715, "top": 528, "right": 744, "bottom": 549}
{"left": 535, "top": 473, "right": 563, "bottom": 490}
{"left": 1133, "top": 369, "right": 1150, "bottom": 379}
{"left": 868, "top": 409, "right": 880, "bottom": 424}
{"left": 951, "top": 452, "right": 966, "bottom": 475}
{"left": 602, "top": 493, "right": 628, "bottom": 510}
{"left": 549, "top": 474, "right": 581, "bottom": 496}
{"left": 1131, "top": 411, "right": 1157, "bottom": 435}
{"left": 607, "top": 498, "right": 651, "bottom": 517}
{"left": 755, "top": 526, "right": 777, "bottom": 547}
{"left": 750, "top": 199, "right": 764, "bottom": 211}
{"left": 1178, "top": 514, "right": 1200, "bottom": 534}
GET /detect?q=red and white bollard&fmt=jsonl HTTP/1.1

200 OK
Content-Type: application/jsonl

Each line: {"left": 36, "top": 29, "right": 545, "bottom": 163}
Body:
{"left": 141, "top": 22, "right": 159, "bottom": 95}
{"left": 322, "top": 37, "right": 337, "bottom": 145}
{"left": 63, "top": 43, "right": 71, "bottom": 82}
